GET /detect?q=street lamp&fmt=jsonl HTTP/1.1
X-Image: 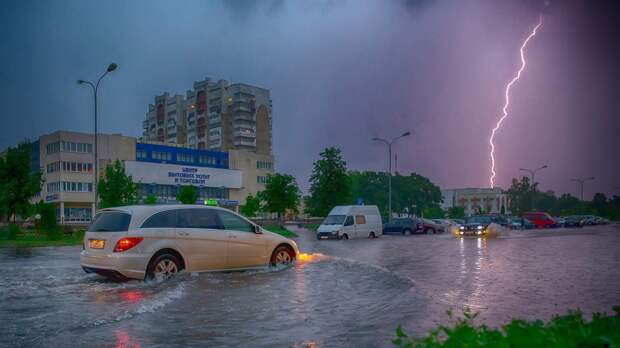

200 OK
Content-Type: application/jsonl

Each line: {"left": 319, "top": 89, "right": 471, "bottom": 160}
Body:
{"left": 519, "top": 164, "right": 548, "bottom": 185}
{"left": 372, "top": 131, "right": 411, "bottom": 221}
{"left": 78, "top": 63, "right": 118, "bottom": 211}
{"left": 571, "top": 176, "right": 595, "bottom": 201}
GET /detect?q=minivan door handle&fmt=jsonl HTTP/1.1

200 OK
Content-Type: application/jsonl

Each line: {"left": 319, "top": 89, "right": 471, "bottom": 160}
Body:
{"left": 177, "top": 232, "right": 189, "bottom": 236}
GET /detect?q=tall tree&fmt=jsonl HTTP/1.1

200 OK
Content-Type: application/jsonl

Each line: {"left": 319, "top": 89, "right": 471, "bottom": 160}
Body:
{"left": 240, "top": 193, "right": 262, "bottom": 218}
{"left": 177, "top": 185, "right": 199, "bottom": 204}
{"left": 259, "top": 173, "right": 300, "bottom": 219}
{"left": 307, "top": 147, "right": 351, "bottom": 217}
{"left": 446, "top": 206, "right": 466, "bottom": 219}
{"left": 348, "top": 171, "right": 442, "bottom": 218}
{"left": 506, "top": 176, "right": 537, "bottom": 215}
{"left": 0, "top": 142, "right": 42, "bottom": 222}
{"left": 98, "top": 160, "right": 138, "bottom": 208}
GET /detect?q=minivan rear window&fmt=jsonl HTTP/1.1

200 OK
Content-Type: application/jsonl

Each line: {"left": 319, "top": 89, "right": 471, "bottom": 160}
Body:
{"left": 88, "top": 211, "right": 131, "bottom": 232}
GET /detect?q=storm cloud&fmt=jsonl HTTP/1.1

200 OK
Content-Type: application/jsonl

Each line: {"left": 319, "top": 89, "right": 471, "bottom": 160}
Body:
{"left": 1, "top": 0, "right": 618, "bottom": 198}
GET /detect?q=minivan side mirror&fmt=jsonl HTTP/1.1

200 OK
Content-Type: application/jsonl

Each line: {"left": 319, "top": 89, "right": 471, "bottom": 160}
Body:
{"left": 254, "top": 225, "right": 263, "bottom": 234}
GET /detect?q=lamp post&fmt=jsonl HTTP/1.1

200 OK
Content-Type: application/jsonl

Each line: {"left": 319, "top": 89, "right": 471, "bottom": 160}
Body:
{"left": 78, "top": 63, "right": 118, "bottom": 211}
{"left": 519, "top": 165, "right": 548, "bottom": 211}
{"left": 571, "top": 176, "right": 595, "bottom": 201}
{"left": 519, "top": 164, "right": 548, "bottom": 185}
{"left": 372, "top": 131, "right": 411, "bottom": 221}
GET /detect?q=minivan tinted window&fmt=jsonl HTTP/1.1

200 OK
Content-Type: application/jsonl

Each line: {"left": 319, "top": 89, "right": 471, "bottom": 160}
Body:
{"left": 217, "top": 210, "right": 254, "bottom": 233}
{"left": 89, "top": 211, "right": 131, "bottom": 232}
{"left": 177, "top": 209, "right": 220, "bottom": 229}
{"left": 141, "top": 210, "right": 178, "bottom": 228}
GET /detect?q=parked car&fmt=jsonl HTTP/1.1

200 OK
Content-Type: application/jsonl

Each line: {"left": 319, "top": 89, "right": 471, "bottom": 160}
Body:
{"left": 554, "top": 216, "right": 566, "bottom": 227}
{"left": 448, "top": 219, "right": 465, "bottom": 226}
{"left": 510, "top": 217, "right": 535, "bottom": 230}
{"left": 80, "top": 205, "right": 299, "bottom": 281}
{"left": 382, "top": 217, "right": 423, "bottom": 235}
{"left": 594, "top": 216, "right": 610, "bottom": 225}
{"left": 523, "top": 212, "right": 557, "bottom": 229}
{"left": 421, "top": 218, "right": 445, "bottom": 234}
{"left": 457, "top": 215, "right": 492, "bottom": 237}
{"left": 317, "top": 205, "right": 382, "bottom": 240}
{"left": 563, "top": 215, "right": 585, "bottom": 228}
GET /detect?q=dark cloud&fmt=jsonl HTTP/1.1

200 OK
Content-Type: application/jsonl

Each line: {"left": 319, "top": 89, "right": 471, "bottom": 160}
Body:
{"left": 1, "top": 0, "right": 618, "bottom": 199}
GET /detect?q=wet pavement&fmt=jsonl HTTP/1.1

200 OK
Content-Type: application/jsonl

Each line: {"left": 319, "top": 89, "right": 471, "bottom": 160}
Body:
{"left": 1, "top": 224, "right": 619, "bottom": 347}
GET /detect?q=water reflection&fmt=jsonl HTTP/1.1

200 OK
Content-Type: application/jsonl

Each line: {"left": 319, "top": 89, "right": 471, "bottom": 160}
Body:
{"left": 115, "top": 329, "right": 140, "bottom": 348}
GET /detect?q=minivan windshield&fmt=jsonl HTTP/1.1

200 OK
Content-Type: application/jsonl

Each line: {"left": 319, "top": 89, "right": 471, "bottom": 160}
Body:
{"left": 322, "top": 215, "right": 346, "bottom": 225}
{"left": 88, "top": 211, "right": 131, "bottom": 232}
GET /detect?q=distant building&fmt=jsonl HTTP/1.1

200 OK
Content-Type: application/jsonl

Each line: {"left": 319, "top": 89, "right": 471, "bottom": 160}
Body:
{"left": 441, "top": 187, "right": 510, "bottom": 216}
{"left": 143, "top": 78, "right": 272, "bottom": 155}
{"left": 32, "top": 130, "right": 274, "bottom": 223}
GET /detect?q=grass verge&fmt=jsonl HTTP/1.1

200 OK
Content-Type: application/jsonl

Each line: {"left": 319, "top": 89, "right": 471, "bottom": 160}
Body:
{"left": 394, "top": 307, "right": 620, "bottom": 348}
{"left": 263, "top": 225, "right": 298, "bottom": 238}
{"left": 0, "top": 228, "right": 85, "bottom": 248}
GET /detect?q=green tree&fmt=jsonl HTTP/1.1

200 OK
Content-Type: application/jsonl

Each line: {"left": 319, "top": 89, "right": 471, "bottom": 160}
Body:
{"left": 447, "top": 206, "right": 466, "bottom": 219}
{"left": 144, "top": 194, "right": 158, "bottom": 205}
{"left": 507, "top": 176, "right": 537, "bottom": 215}
{"left": 306, "top": 147, "right": 351, "bottom": 217}
{"left": 0, "top": 141, "right": 43, "bottom": 222}
{"left": 98, "top": 160, "right": 138, "bottom": 208}
{"left": 240, "top": 194, "right": 262, "bottom": 218}
{"left": 259, "top": 173, "right": 300, "bottom": 220}
{"left": 348, "top": 171, "right": 442, "bottom": 218}
{"left": 422, "top": 204, "right": 444, "bottom": 219}
{"left": 176, "top": 186, "right": 198, "bottom": 204}
{"left": 35, "top": 200, "right": 62, "bottom": 240}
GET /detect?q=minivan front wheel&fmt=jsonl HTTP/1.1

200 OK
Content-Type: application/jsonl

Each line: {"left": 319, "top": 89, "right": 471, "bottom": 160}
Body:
{"left": 270, "top": 246, "right": 294, "bottom": 266}
{"left": 147, "top": 254, "right": 181, "bottom": 280}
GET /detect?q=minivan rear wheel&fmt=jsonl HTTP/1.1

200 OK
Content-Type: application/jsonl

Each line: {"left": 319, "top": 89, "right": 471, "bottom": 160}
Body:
{"left": 146, "top": 253, "right": 181, "bottom": 281}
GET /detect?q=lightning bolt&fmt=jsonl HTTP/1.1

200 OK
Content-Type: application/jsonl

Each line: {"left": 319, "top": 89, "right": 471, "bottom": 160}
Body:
{"left": 489, "top": 15, "right": 543, "bottom": 188}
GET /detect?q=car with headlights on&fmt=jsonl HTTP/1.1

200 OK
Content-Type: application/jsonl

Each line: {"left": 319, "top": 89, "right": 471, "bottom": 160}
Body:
{"left": 80, "top": 205, "right": 299, "bottom": 280}
{"left": 457, "top": 215, "right": 492, "bottom": 237}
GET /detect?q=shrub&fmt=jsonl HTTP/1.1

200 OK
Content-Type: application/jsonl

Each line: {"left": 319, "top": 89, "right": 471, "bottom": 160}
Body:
{"left": 144, "top": 194, "right": 158, "bottom": 205}
{"left": 8, "top": 223, "right": 20, "bottom": 240}
{"left": 393, "top": 307, "right": 620, "bottom": 348}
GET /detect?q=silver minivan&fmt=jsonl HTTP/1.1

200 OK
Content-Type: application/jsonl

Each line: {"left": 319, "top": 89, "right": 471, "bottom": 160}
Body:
{"left": 80, "top": 205, "right": 299, "bottom": 280}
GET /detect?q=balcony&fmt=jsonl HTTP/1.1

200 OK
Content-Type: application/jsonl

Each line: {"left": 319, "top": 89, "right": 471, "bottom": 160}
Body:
{"left": 234, "top": 138, "right": 256, "bottom": 147}
{"left": 233, "top": 114, "right": 254, "bottom": 122}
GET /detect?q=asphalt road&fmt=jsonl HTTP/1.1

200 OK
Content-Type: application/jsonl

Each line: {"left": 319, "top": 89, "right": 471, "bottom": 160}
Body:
{"left": 1, "top": 224, "right": 619, "bottom": 347}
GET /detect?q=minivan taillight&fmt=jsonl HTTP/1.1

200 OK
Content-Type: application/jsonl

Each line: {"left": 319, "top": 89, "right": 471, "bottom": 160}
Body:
{"left": 113, "top": 237, "right": 144, "bottom": 253}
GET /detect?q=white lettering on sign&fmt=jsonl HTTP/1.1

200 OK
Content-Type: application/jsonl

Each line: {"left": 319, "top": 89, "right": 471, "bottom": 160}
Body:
{"left": 124, "top": 161, "right": 242, "bottom": 188}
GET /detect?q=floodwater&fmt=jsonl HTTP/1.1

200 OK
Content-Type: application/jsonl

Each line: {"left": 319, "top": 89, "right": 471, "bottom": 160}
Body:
{"left": 1, "top": 225, "right": 619, "bottom": 347}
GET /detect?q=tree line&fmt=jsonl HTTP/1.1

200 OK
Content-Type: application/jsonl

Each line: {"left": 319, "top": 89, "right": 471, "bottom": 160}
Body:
{"left": 507, "top": 176, "right": 620, "bottom": 219}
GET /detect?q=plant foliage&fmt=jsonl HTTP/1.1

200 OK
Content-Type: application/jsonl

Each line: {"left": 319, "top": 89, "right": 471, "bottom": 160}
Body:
{"left": 98, "top": 160, "right": 138, "bottom": 208}
{"left": 393, "top": 307, "right": 620, "bottom": 348}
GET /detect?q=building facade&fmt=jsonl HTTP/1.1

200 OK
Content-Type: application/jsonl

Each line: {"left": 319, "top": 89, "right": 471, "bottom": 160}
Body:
{"left": 143, "top": 78, "right": 272, "bottom": 155}
{"left": 441, "top": 187, "right": 510, "bottom": 216}
{"left": 34, "top": 130, "right": 274, "bottom": 222}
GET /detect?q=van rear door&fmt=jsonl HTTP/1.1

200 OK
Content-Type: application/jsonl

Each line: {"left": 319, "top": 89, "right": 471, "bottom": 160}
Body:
{"left": 86, "top": 210, "right": 131, "bottom": 254}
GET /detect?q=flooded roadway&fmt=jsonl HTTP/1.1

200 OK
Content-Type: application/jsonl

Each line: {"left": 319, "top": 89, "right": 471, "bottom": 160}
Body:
{"left": 1, "top": 225, "right": 619, "bottom": 347}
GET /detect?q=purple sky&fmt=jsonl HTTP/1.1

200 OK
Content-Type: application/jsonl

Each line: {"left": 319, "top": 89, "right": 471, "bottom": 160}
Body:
{"left": 1, "top": 0, "right": 618, "bottom": 199}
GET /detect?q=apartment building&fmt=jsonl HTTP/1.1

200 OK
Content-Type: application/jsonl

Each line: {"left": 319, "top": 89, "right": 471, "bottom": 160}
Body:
{"left": 142, "top": 93, "right": 187, "bottom": 144}
{"left": 143, "top": 78, "right": 273, "bottom": 155}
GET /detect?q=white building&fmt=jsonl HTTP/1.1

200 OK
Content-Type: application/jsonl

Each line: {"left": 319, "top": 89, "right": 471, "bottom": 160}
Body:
{"left": 441, "top": 187, "right": 510, "bottom": 216}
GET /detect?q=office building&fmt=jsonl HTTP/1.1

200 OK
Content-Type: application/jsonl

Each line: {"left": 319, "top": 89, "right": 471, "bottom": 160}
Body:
{"left": 441, "top": 187, "right": 510, "bottom": 216}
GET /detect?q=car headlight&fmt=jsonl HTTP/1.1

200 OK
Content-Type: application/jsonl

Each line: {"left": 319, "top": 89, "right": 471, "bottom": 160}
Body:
{"left": 476, "top": 231, "right": 482, "bottom": 235}
{"left": 477, "top": 225, "right": 483, "bottom": 230}
{"left": 459, "top": 231, "right": 464, "bottom": 235}
{"left": 459, "top": 226, "right": 465, "bottom": 230}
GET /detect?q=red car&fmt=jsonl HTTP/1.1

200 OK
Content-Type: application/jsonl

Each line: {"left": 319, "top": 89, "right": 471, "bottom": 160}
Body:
{"left": 523, "top": 212, "right": 556, "bottom": 229}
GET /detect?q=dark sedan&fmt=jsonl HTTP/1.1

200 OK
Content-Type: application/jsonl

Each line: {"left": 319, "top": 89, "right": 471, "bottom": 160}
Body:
{"left": 563, "top": 215, "right": 585, "bottom": 228}
{"left": 457, "top": 215, "right": 492, "bottom": 237}
{"left": 383, "top": 218, "right": 423, "bottom": 235}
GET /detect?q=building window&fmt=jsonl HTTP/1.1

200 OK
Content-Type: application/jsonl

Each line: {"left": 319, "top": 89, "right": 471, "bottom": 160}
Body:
{"left": 257, "top": 176, "right": 268, "bottom": 184}
{"left": 152, "top": 151, "right": 172, "bottom": 161}
{"left": 177, "top": 153, "right": 194, "bottom": 163}
{"left": 137, "top": 149, "right": 148, "bottom": 160}
{"left": 256, "top": 161, "right": 273, "bottom": 170}
{"left": 46, "top": 142, "right": 60, "bottom": 154}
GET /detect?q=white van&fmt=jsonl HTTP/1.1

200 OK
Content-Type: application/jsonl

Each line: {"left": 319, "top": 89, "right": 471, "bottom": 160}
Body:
{"left": 316, "top": 205, "right": 382, "bottom": 240}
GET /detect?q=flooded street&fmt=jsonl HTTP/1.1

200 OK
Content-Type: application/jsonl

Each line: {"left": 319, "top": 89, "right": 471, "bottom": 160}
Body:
{"left": 2, "top": 225, "right": 620, "bottom": 348}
